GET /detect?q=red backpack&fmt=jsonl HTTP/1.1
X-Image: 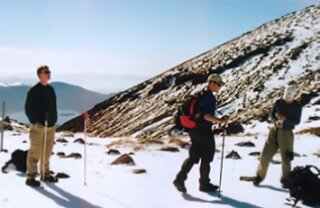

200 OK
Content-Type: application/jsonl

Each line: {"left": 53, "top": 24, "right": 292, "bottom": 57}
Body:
{"left": 174, "top": 92, "right": 202, "bottom": 130}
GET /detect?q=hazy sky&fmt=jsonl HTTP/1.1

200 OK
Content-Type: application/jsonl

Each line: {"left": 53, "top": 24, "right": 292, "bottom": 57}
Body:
{"left": 0, "top": 0, "right": 319, "bottom": 93}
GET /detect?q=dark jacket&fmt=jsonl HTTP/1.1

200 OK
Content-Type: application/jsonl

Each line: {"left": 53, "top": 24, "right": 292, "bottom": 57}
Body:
{"left": 197, "top": 89, "right": 216, "bottom": 130}
{"left": 271, "top": 99, "right": 302, "bottom": 130}
{"left": 188, "top": 89, "right": 216, "bottom": 145}
{"left": 25, "top": 83, "right": 57, "bottom": 127}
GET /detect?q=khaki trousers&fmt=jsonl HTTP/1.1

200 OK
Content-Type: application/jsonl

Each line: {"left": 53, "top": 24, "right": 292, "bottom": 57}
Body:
{"left": 256, "top": 127, "right": 294, "bottom": 182}
{"left": 27, "top": 123, "right": 55, "bottom": 179}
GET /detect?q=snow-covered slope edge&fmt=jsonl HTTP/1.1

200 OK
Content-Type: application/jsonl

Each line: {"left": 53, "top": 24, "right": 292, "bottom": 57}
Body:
{"left": 58, "top": 5, "right": 320, "bottom": 140}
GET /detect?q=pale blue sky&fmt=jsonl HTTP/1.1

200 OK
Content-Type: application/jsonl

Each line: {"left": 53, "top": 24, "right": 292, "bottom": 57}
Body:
{"left": 0, "top": 0, "right": 319, "bottom": 93}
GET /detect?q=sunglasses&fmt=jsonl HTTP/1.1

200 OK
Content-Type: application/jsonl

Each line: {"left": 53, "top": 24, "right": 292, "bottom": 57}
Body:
{"left": 42, "top": 70, "right": 51, "bottom": 74}
{"left": 210, "top": 81, "right": 222, "bottom": 87}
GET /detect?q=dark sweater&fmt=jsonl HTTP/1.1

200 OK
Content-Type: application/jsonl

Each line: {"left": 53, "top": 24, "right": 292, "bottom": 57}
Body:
{"left": 25, "top": 83, "right": 57, "bottom": 127}
{"left": 198, "top": 89, "right": 216, "bottom": 130}
{"left": 271, "top": 99, "right": 302, "bottom": 130}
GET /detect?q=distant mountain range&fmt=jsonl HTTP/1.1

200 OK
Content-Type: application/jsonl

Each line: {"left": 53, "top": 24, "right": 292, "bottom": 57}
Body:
{"left": 0, "top": 81, "right": 114, "bottom": 125}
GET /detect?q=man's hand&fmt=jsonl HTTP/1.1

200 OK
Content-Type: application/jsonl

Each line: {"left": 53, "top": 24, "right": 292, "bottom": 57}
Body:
{"left": 219, "top": 116, "right": 229, "bottom": 124}
{"left": 276, "top": 113, "right": 286, "bottom": 121}
{"left": 203, "top": 114, "right": 229, "bottom": 124}
{"left": 275, "top": 120, "right": 283, "bottom": 128}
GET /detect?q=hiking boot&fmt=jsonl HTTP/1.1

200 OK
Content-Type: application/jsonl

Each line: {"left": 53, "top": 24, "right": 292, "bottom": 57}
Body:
{"left": 42, "top": 175, "right": 59, "bottom": 183}
{"left": 253, "top": 176, "right": 263, "bottom": 186}
{"left": 26, "top": 178, "right": 41, "bottom": 187}
{"left": 199, "top": 183, "right": 219, "bottom": 192}
{"left": 173, "top": 179, "right": 187, "bottom": 193}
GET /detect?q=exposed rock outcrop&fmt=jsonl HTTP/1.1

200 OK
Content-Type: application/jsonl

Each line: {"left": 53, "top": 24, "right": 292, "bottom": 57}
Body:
{"left": 58, "top": 5, "right": 320, "bottom": 140}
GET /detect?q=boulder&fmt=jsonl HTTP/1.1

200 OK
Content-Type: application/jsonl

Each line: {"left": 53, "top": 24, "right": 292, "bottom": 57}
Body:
{"left": 65, "top": 152, "right": 82, "bottom": 159}
{"left": 313, "top": 152, "right": 320, "bottom": 158}
{"left": 297, "top": 127, "right": 320, "bottom": 137}
{"left": 308, "top": 116, "right": 320, "bottom": 121}
{"left": 55, "top": 172, "right": 70, "bottom": 179}
{"left": 214, "top": 123, "right": 244, "bottom": 135}
{"left": 74, "top": 138, "right": 85, "bottom": 144}
{"left": 111, "top": 154, "right": 135, "bottom": 165}
{"left": 249, "top": 151, "right": 261, "bottom": 156}
{"left": 236, "top": 141, "right": 255, "bottom": 147}
{"left": 107, "top": 149, "right": 121, "bottom": 155}
{"left": 132, "top": 168, "right": 147, "bottom": 174}
{"left": 160, "top": 146, "right": 180, "bottom": 152}
{"left": 88, "top": 142, "right": 99, "bottom": 146}
{"left": 226, "top": 150, "right": 241, "bottom": 159}
{"left": 56, "top": 152, "right": 66, "bottom": 157}
{"left": 4, "top": 116, "right": 10, "bottom": 123}
{"left": 56, "top": 138, "right": 68, "bottom": 143}
{"left": 298, "top": 92, "right": 318, "bottom": 106}
{"left": 294, "top": 152, "right": 301, "bottom": 157}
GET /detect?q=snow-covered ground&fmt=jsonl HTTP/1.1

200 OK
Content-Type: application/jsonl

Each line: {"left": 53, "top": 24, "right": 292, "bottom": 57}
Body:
{"left": 0, "top": 123, "right": 319, "bottom": 208}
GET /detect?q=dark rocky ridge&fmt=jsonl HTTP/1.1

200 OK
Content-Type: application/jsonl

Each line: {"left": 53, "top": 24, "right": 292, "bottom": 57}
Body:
{"left": 58, "top": 5, "right": 320, "bottom": 140}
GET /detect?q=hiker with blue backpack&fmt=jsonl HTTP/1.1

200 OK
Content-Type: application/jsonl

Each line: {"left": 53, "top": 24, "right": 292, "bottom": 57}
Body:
{"left": 173, "top": 74, "right": 229, "bottom": 193}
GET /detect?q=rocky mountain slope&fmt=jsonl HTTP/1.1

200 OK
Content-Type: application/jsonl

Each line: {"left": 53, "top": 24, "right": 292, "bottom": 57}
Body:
{"left": 58, "top": 5, "right": 320, "bottom": 139}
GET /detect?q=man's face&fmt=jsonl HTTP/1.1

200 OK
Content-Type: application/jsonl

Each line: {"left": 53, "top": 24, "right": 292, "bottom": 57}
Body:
{"left": 38, "top": 69, "right": 51, "bottom": 83}
{"left": 284, "top": 99, "right": 294, "bottom": 104}
{"left": 208, "top": 82, "right": 221, "bottom": 93}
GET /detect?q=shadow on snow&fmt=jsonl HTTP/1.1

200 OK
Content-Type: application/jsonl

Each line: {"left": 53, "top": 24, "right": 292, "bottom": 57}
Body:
{"left": 182, "top": 192, "right": 263, "bottom": 208}
{"left": 34, "top": 183, "right": 102, "bottom": 208}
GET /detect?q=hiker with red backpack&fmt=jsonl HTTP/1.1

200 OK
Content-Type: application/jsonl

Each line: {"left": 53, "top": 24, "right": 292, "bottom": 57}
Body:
{"left": 173, "top": 74, "right": 229, "bottom": 193}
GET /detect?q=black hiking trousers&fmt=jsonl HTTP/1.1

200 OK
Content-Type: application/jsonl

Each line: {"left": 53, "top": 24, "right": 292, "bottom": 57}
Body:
{"left": 176, "top": 127, "right": 215, "bottom": 185}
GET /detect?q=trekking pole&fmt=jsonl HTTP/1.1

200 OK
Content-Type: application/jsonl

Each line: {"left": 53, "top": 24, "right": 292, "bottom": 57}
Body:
{"left": 83, "top": 112, "right": 89, "bottom": 186}
{"left": 218, "top": 122, "right": 228, "bottom": 198}
{"left": 41, "top": 113, "right": 49, "bottom": 188}
{"left": 0, "top": 101, "right": 5, "bottom": 152}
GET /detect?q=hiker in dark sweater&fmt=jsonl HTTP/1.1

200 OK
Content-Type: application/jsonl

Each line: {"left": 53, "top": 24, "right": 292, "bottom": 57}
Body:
{"left": 25, "top": 65, "right": 58, "bottom": 187}
{"left": 173, "top": 74, "right": 229, "bottom": 193}
{"left": 253, "top": 82, "right": 302, "bottom": 187}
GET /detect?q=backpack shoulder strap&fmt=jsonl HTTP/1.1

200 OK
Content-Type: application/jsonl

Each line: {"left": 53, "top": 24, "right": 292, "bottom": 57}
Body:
{"left": 189, "top": 97, "right": 197, "bottom": 115}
